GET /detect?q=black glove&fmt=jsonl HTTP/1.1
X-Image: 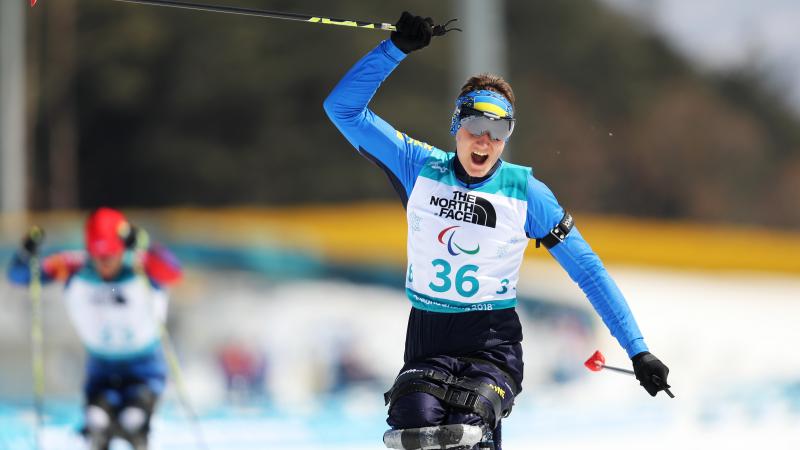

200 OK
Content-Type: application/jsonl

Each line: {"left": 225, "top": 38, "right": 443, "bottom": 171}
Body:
{"left": 123, "top": 224, "right": 138, "bottom": 249}
{"left": 632, "top": 351, "right": 671, "bottom": 397}
{"left": 391, "top": 11, "right": 434, "bottom": 54}
{"left": 22, "top": 226, "right": 46, "bottom": 256}
{"left": 124, "top": 225, "right": 150, "bottom": 251}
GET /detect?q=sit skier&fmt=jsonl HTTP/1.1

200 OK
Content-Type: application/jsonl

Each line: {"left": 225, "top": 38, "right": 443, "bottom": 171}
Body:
{"left": 324, "top": 11, "right": 671, "bottom": 450}
{"left": 7, "top": 208, "right": 182, "bottom": 450}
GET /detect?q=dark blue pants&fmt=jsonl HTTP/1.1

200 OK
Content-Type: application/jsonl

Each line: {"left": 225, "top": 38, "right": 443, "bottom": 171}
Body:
{"left": 83, "top": 349, "right": 166, "bottom": 449}
{"left": 85, "top": 349, "right": 167, "bottom": 406}
{"left": 387, "top": 356, "right": 518, "bottom": 450}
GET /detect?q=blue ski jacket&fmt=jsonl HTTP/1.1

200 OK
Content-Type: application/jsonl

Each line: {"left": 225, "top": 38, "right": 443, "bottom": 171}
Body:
{"left": 324, "top": 40, "right": 648, "bottom": 382}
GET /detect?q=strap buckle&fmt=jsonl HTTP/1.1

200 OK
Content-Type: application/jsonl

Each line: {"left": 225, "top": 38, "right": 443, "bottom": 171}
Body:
{"left": 549, "top": 225, "right": 568, "bottom": 242}
{"left": 535, "top": 211, "right": 574, "bottom": 249}
{"left": 423, "top": 369, "right": 459, "bottom": 386}
{"left": 445, "top": 388, "right": 478, "bottom": 409}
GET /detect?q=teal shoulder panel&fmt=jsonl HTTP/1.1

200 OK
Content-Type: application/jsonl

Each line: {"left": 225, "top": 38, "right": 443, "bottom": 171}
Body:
{"left": 419, "top": 156, "right": 531, "bottom": 201}
{"left": 474, "top": 161, "right": 530, "bottom": 200}
{"left": 418, "top": 148, "right": 455, "bottom": 182}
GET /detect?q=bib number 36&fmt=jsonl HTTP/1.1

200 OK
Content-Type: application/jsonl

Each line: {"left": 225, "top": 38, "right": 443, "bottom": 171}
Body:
{"left": 428, "top": 259, "right": 479, "bottom": 297}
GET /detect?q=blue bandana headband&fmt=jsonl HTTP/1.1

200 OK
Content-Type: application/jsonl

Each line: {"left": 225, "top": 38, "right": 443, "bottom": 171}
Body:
{"left": 449, "top": 89, "right": 515, "bottom": 136}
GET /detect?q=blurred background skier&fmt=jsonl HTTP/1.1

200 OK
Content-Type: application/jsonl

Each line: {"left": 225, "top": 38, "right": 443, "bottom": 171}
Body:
{"left": 324, "top": 11, "right": 671, "bottom": 450}
{"left": 7, "top": 207, "right": 182, "bottom": 450}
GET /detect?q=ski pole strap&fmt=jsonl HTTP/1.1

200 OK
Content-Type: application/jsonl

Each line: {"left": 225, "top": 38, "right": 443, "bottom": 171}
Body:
{"left": 384, "top": 368, "right": 507, "bottom": 428}
{"left": 536, "top": 211, "right": 574, "bottom": 249}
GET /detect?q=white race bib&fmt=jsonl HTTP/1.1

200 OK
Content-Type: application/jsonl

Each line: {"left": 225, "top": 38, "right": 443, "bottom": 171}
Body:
{"left": 64, "top": 268, "right": 167, "bottom": 358}
{"left": 405, "top": 150, "right": 530, "bottom": 313}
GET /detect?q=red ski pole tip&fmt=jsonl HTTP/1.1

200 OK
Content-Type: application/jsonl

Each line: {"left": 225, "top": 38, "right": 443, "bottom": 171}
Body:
{"left": 31, "top": 0, "right": 38, "bottom": 7}
{"left": 584, "top": 350, "right": 606, "bottom": 372}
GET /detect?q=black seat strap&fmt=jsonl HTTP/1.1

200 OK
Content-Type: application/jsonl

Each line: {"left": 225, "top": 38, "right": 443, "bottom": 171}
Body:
{"left": 456, "top": 357, "right": 520, "bottom": 397}
{"left": 455, "top": 358, "right": 517, "bottom": 418}
{"left": 387, "top": 381, "right": 497, "bottom": 427}
{"left": 384, "top": 367, "right": 509, "bottom": 428}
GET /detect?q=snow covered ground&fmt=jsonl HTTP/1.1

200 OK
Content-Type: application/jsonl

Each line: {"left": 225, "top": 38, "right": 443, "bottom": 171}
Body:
{"left": 2, "top": 260, "right": 799, "bottom": 449}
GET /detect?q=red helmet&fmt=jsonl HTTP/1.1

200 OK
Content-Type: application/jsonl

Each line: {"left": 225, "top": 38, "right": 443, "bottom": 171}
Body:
{"left": 85, "top": 207, "right": 130, "bottom": 257}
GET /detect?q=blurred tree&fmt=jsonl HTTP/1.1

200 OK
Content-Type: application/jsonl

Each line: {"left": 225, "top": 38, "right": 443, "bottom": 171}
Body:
{"left": 504, "top": 1, "right": 800, "bottom": 228}
{"left": 25, "top": 0, "right": 800, "bottom": 229}
{"left": 28, "top": 0, "right": 80, "bottom": 209}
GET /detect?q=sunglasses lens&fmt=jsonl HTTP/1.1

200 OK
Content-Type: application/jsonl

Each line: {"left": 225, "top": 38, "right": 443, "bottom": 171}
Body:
{"left": 461, "top": 116, "right": 514, "bottom": 141}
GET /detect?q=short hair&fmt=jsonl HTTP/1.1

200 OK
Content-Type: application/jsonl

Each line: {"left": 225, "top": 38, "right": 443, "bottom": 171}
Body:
{"left": 459, "top": 74, "right": 515, "bottom": 108}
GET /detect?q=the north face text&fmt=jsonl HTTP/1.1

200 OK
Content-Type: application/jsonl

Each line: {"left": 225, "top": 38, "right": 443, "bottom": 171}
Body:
{"left": 429, "top": 191, "right": 497, "bottom": 228}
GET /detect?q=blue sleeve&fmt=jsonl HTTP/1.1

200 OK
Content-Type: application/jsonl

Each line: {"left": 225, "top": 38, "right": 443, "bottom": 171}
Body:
{"left": 323, "top": 39, "right": 433, "bottom": 206}
{"left": 524, "top": 173, "right": 648, "bottom": 358}
{"left": 7, "top": 252, "right": 55, "bottom": 285}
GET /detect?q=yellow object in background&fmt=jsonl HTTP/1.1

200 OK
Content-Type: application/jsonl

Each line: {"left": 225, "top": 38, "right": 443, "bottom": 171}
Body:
{"left": 7, "top": 203, "right": 800, "bottom": 275}
{"left": 161, "top": 204, "right": 800, "bottom": 275}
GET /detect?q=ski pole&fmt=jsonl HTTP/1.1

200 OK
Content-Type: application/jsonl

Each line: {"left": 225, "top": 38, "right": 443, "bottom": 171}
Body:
{"left": 104, "top": 0, "right": 461, "bottom": 36}
{"left": 131, "top": 231, "right": 210, "bottom": 450}
{"left": 159, "top": 324, "right": 210, "bottom": 450}
{"left": 28, "top": 226, "right": 46, "bottom": 450}
{"left": 584, "top": 350, "right": 674, "bottom": 398}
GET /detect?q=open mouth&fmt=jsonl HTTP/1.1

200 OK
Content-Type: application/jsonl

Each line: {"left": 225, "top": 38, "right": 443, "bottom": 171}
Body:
{"left": 471, "top": 151, "right": 489, "bottom": 165}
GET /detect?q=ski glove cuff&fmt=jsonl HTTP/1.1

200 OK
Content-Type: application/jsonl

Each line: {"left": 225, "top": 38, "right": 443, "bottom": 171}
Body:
{"left": 632, "top": 351, "right": 670, "bottom": 397}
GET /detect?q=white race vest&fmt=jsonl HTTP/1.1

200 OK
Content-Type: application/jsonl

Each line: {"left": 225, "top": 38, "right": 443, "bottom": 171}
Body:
{"left": 63, "top": 266, "right": 167, "bottom": 359}
{"left": 405, "top": 149, "right": 530, "bottom": 313}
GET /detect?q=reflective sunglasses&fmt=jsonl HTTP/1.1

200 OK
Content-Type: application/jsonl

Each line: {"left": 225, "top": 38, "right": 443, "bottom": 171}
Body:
{"left": 459, "top": 111, "right": 515, "bottom": 141}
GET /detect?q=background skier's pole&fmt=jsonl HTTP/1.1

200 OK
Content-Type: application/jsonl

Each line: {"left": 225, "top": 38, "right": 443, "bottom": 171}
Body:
{"left": 28, "top": 226, "right": 46, "bottom": 450}
{"left": 131, "top": 231, "right": 210, "bottom": 450}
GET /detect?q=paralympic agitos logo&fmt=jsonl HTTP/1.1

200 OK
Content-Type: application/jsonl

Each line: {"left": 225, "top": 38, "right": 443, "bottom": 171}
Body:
{"left": 429, "top": 191, "right": 496, "bottom": 228}
{"left": 438, "top": 226, "right": 480, "bottom": 256}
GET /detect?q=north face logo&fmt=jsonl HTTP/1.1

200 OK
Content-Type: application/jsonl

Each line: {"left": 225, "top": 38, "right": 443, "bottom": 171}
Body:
{"left": 429, "top": 191, "right": 497, "bottom": 228}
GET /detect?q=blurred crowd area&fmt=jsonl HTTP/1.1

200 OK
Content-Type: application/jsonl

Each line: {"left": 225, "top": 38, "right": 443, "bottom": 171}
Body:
{"left": 2, "top": 234, "right": 800, "bottom": 449}
{"left": 1, "top": 207, "right": 799, "bottom": 449}
{"left": 1, "top": 208, "right": 799, "bottom": 407}
{"left": 0, "top": 214, "right": 598, "bottom": 407}
{"left": 0, "top": 267, "right": 598, "bottom": 410}
{"left": 1, "top": 206, "right": 799, "bottom": 408}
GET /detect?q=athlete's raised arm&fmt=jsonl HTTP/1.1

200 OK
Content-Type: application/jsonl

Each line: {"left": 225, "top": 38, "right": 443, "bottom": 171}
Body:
{"left": 323, "top": 12, "right": 439, "bottom": 205}
{"left": 7, "top": 227, "right": 85, "bottom": 285}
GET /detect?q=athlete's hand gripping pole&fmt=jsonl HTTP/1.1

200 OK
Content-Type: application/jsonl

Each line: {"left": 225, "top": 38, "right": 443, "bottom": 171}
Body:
{"left": 584, "top": 350, "right": 674, "bottom": 398}
{"left": 390, "top": 11, "right": 461, "bottom": 54}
